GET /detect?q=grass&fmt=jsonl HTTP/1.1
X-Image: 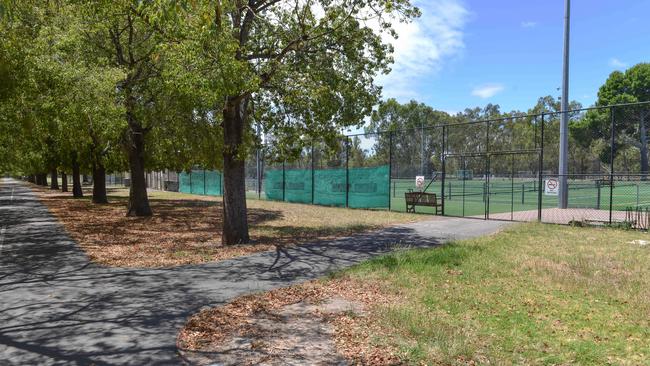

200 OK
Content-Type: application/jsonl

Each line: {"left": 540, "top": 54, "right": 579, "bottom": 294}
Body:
{"left": 335, "top": 223, "right": 650, "bottom": 365}
{"left": 33, "top": 185, "right": 425, "bottom": 267}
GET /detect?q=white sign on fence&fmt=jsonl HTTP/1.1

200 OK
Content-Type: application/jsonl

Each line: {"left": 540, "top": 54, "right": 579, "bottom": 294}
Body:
{"left": 545, "top": 178, "right": 559, "bottom": 196}
{"left": 415, "top": 176, "right": 425, "bottom": 189}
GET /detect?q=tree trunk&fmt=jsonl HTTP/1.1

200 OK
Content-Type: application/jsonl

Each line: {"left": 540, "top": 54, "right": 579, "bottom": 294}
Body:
{"left": 61, "top": 172, "right": 68, "bottom": 192}
{"left": 71, "top": 154, "right": 83, "bottom": 198}
{"left": 28, "top": 175, "right": 35, "bottom": 183}
{"left": 92, "top": 162, "right": 108, "bottom": 204}
{"left": 221, "top": 98, "right": 250, "bottom": 245}
{"left": 50, "top": 169, "right": 59, "bottom": 190}
{"left": 126, "top": 122, "right": 152, "bottom": 216}
{"left": 639, "top": 117, "right": 648, "bottom": 180}
{"left": 37, "top": 173, "right": 48, "bottom": 186}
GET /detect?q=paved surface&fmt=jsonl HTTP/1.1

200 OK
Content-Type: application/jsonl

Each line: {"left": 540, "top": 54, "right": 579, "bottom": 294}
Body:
{"left": 484, "top": 207, "right": 628, "bottom": 225}
{"left": 0, "top": 178, "right": 509, "bottom": 365}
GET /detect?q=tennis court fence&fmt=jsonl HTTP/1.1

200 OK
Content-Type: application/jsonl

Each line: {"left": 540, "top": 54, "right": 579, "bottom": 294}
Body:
{"left": 105, "top": 101, "right": 650, "bottom": 228}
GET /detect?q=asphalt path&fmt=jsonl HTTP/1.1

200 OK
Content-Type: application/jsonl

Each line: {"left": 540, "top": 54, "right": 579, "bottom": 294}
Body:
{"left": 0, "top": 178, "right": 509, "bottom": 365}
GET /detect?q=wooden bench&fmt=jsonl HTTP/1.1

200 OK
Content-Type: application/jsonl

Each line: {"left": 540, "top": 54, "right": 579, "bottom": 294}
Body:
{"left": 405, "top": 192, "right": 442, "bottom": 214}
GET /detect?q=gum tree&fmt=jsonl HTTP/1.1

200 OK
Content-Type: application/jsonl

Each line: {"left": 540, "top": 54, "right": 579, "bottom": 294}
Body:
{"left": 595, "top": 64, "right": 650, "bottom": 177}
{"left": 153, "top": 0, "right": 420, "bottom": 244}
{"left": 77, "top": 0, "right": 169, "bottom": 215}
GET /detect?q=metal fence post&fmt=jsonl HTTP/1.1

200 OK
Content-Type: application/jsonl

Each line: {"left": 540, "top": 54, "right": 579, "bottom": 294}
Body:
{"left": 256, "top": 148, "right": 260, "bottom": 199}
{"left": 311, "top": 142, "right": 315, "bottom": 204}
{"left": 345, "top": 138, "right": 350, "bottom": 208}
{"left": 203, "top": 169, "right": 206, "bottom": 195}
{"left": 462, "top": 156, "right": 466, "bottom": 216}
{"left": 441, "top": 125, "right": 446, "bottom": 216}
{"left": 538, "top": 113, "right": 545, "bottom": 222}
{"left": 388, "top": 131, "right": 393, "bottom": 211}
{"left": 282, "top": 159, "right": 286, "bottom": 202}
{"left": 511, "top": 154, "right": 515, "bottom": 221}
{"left": 609, "top": 106, "right": 615, "bottom": 224}
{"left": 485, "top": 121, "right": 491, "bottom": 220}
{"left": 257, "top": 148, "right": 262, "bottom": 199}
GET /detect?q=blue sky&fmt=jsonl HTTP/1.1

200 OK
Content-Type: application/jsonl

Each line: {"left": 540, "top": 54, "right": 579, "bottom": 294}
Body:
{"left": 378, "top": 0, "right": 650, "bottom": 114}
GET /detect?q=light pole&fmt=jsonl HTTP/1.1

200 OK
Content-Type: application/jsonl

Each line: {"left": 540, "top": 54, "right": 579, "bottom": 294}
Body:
{"left": 559, "top": 0, "right": 571, "bottom": 208}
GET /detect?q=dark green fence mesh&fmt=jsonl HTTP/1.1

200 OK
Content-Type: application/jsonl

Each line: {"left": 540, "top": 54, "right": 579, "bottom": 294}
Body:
{"left": 313, "top": 168, "right": 346, "bottom": 206}
{"left": 263, "top": 165, "right": 389, "bottom": 209}
{"left": 205, "top": 170, "right": 222, "bottom": 196}
{"left": 190, "top": 170, "right": 204, "bottom": 194}
{"left": 349, "top": 165, "right": 389, "bottom": 208}
{"left": 179, "top": 169, "right": 223, "bottom": 196}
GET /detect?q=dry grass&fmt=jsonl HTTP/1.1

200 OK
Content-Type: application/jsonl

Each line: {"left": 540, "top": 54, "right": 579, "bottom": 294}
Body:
{"left": 32, "top": 185, "right": 424, "bottom": 267}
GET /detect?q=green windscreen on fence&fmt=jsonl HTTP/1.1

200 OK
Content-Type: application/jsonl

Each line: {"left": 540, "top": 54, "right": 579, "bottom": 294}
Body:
{"left": 349, "top": 165, "right": 389, "bottom": 208}
{"left": 314, "top": 168, "right": 346, "bottom": 206}
{"left": 205, "top": 170, "right": 222, "bottom": 196}
{"left": 264, "top": 165, "right": 389, "bottom": 209}
{"left": 190, "top": 170, "right": 205, "bottom": 194}
{"left": 179, "top": 170, "right": 223, "bottom": 196}
{"left": 179, "top": 172, "right": 191, "bottom": 194}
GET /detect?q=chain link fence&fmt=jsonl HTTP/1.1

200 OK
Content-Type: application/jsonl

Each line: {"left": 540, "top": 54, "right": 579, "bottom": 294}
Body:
{"left": 109, "top": 101, "right": 650, "bottom": 229}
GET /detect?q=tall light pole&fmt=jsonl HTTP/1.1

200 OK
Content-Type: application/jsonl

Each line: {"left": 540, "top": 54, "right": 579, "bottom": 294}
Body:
{"left": 559, "top": 0, "right": 571, "bottom": 208}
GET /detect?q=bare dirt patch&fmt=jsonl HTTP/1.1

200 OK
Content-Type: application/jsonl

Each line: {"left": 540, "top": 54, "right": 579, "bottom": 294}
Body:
{"left": 178, "top": 278, "right": 403, "bottom": 365}
{"left": 31, "top": 185, "right": 423, "bottom": 267}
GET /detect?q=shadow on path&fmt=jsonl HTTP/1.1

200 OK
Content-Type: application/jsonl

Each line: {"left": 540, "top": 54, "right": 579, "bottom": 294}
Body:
{"left": 0, "top": 178, "right": 509, "bottom": 365}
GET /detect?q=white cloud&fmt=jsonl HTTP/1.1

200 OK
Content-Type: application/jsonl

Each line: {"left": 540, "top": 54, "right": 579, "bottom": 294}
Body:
{"left": 471, "top": 84, "right": 505, "bottom": 99}
{"left": 521, "top": 21, "right": 538, "bottom": 28}
{"left": 375, "top": 0, "right": 469, "bottom": 101}
{"left": 609, "top": 58, "right": 628, "bottom": 69}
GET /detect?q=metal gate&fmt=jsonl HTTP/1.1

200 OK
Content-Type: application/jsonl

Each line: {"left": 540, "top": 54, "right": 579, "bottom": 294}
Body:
{"left": 442, "top": 151, "right": 541, "bottom": 221}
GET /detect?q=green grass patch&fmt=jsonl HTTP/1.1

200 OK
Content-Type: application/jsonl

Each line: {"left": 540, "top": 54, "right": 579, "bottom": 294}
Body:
{"left": 343, "top": 223, "right": 650, "bottom": 365}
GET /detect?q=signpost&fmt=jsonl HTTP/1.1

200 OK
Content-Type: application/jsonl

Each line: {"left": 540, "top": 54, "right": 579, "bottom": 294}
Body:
{"left": 545, "top": 178, "right": 559, "bottom": 196}
{"left": 415, "top": 176, "right": 425, "bottom": 190}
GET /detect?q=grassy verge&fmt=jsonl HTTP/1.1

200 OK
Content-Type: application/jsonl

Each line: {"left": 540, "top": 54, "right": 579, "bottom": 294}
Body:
{"left": 339, "top": 223, "right": 650, "bottom": 364}
{"left": 32, "top": 185, "right": 425, "bottom": 267}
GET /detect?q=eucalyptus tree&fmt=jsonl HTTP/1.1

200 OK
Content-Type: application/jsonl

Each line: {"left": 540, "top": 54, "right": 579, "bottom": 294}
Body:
{"left": 0, "top": 0, "right": 43, "bottom": 176}
{"left": 576, "top": 64, "right": 650, "bottom": 177}
{"left": 367, "top": 99, "right": 455, "bottom": 177}
{"left": 150, "top": 0, "right": 420, "bottom": 244}
{"left": 73, "top": 0, "right": 174, "bottom": 214}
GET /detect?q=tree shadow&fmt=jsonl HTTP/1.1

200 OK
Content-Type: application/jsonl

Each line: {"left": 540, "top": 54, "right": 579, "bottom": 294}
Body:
{"left": 1, "top": 180, "right": 486, "bottom": 364}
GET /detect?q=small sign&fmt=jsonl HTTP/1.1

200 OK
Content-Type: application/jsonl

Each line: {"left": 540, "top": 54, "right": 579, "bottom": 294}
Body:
{"left": 415, "top": 176, "right": 425, "bottom": 189}
{"left": 545, "top": 178, "right": 559, "bottom": 196}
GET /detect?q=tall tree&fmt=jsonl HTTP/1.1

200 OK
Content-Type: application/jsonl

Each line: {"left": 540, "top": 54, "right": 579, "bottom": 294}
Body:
{"left": 154, "top": 0, "right": 420, "bottom": 244}
{"left": 367, "top": 99, "right": 455, "bottom": 177}
{"left": 78, "top": 1, "right": 168, "bottom": 215}
{"left": 587, "top": 63, "right": 650, "bottom": 177}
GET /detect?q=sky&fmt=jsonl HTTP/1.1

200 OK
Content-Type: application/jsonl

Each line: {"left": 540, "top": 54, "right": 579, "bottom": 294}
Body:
{"left": 377, "top": 0, "right": 650, "bottom": 114}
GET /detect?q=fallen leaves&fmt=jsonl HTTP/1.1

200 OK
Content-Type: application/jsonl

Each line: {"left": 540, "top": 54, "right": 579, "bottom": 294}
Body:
{"left": 178, "top": 278, "right": 403, "bottom": 365}
{"left": 32, "top": 185, "right": 422, "bottom": 268}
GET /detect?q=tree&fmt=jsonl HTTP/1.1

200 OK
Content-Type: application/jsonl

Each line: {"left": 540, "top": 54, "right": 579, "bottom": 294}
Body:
{"left": 367, "top": 99, "right": 455, "bottom": 177}
{"left": 76, "top": 1, "right": 170, "bottom": 215}
{"left": 155, "top": 1, "right": 420, "bottom": 244}
{"left": 588, "top": 63, "right": 650, "bottom": 177}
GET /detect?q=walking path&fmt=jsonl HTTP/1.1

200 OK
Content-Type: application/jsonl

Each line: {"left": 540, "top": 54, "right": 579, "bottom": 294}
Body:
{"left": 0, "top": 178, "right": 509, "bottom": 365}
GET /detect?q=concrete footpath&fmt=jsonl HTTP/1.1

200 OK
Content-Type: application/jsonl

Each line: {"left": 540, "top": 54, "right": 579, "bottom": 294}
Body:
{"left": 0, "top": 178, "right": 508, "bottom": 365}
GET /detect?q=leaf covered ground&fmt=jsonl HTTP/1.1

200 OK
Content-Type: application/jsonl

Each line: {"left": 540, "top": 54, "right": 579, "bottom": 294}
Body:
{"left": 33, "top": 185, "right": 423, "bottom": 267}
